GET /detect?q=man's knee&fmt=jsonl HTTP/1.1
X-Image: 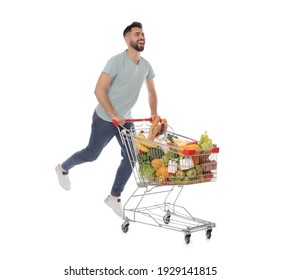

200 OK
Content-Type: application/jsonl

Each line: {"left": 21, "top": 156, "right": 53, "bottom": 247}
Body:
{"left": 82, "top": 148, "right": 100, "bottom": 162}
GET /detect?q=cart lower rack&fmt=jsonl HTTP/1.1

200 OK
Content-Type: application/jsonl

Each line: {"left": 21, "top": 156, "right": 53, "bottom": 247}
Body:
{"left": 114, "top": 118, "right": 219, "bottom": 244}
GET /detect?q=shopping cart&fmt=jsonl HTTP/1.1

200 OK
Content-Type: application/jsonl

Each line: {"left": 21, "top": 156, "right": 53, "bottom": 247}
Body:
{"left": 113, "top": 118, "right": 219, "bottom": 244}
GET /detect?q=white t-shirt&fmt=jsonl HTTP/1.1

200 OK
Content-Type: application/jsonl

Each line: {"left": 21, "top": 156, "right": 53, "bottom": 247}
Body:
{"left": 95, "top": 50, "right": 155, "bottom": 122}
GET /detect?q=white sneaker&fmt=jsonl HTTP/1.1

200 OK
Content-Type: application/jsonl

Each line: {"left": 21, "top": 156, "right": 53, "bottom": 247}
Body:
{"left": 55, "top": 164, "right": 71, "bottom": 191}
{"left": 104, "top": 195, "right": 123, "bottom": 218}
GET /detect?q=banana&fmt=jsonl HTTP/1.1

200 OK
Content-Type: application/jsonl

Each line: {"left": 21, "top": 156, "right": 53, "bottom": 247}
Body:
{"left": 134, "top": 138, "right": 149, "bottom": 152}
{"left": 136, "top": 131, "right": 158, "bottom": 148}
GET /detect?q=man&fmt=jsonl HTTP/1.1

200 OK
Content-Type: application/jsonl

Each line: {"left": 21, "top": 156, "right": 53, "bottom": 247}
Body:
{"left": 55, "top": 22, "right": 158, "bottom": 218}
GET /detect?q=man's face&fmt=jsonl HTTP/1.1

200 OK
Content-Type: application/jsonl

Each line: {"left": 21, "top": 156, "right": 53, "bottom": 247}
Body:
{"left": 127, "top": 27, "right": 145, "bottom": 52}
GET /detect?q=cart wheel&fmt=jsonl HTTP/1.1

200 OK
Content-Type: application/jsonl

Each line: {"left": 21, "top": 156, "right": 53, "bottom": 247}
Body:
{"left": 184, "top": 233, "right": 191, "bottom": 244}
{"left": 163, "top": 213, "right": 171, "bottom": 224}
{"left": 121, "top": 221, "right": 129, "bottom": 233}
{"left": 206, "top": 229, "right": 212, "bottom": 239}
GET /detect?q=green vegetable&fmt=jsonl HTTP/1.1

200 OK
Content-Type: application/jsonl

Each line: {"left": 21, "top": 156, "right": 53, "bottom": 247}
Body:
{"left": 199, "top": 131, "right": 213, "bottom": 149}
{"left": 167, "top": 133, "right": 178, "bottom": 143}
{"left": 148, "top": 148, "right": 165, "bottom": 161}
{"left": 186, "top": 168, "right": 197, "bottom": 178}
{"left": 161, "top": 155, "right": 169, "bottom": 166}
{"left": 182, "top": 177, "right": 191, "bottom": 184}
{"left": 139, "top": 163, "right": 155, "bottom": 180}
{"left": 137, "top": 152, "right": 150, "bottom": 164}
{"left": 165, "top": 150, "right": 178, "bottom": 159}
{"left": 176, "top": 170, "right": 186, "bottom": 180}
{"left": 195, "top": 165, "right": 203, "bottom": 175}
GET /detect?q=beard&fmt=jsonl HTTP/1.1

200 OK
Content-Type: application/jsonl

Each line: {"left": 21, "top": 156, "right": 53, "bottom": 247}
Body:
{"left": 130, "top": 40, "right": 145, "bottom": 52}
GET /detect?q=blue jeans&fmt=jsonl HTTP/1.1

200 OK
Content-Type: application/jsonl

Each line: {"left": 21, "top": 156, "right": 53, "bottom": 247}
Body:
{"left": 61, "top": 111, "right": 135, "bottom": 197}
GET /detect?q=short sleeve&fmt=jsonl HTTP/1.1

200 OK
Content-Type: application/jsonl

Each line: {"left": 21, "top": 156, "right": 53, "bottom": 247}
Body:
{"left": 102, "top": 57, "right": 119, "bottom": 78}
{"left": 146, "top": 65, "right": 155, "bottom": 80}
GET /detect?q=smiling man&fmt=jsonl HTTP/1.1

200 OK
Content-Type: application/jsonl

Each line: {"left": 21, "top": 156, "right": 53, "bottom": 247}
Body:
{"left": 124, "top": 24, "right": 145, "bottom": 52}
{"left": 55, "top": 22, "right": 158, "bottom": 218}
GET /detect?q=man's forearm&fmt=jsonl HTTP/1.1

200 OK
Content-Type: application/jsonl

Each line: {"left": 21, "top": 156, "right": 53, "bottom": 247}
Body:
{"left": 95, "top": 89, "right": 117, "bottom": 119}
{"left": 149, "top": 90, "right": 158, "bottom": 116}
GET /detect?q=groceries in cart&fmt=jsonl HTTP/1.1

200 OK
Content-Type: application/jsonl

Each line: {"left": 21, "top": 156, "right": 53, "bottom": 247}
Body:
{"left": 133, "top": 118, "right": 219, "bottom": 186}
{"left": 115, "top": 116, "right": 219, "bottom": 243}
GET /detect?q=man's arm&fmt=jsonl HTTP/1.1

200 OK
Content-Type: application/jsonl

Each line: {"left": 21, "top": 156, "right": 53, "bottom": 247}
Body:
{"left": 146, "top": 79, "right": 158, "bottom": 117}
{"left": 94, "top": 72, "right": 126, "bottom": 125}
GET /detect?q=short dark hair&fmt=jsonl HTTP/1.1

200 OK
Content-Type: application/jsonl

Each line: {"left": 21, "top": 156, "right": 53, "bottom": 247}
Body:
{"left": 123, "top": 22, "right": 143, "bottom": 37}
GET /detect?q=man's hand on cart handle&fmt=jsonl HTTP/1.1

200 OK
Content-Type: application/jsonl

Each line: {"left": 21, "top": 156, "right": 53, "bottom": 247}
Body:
{"left": 112, "top": 115, "right": 126, "bottom": 126}
{"left": 150, "top": 114, "right": 160, "bottom": 123}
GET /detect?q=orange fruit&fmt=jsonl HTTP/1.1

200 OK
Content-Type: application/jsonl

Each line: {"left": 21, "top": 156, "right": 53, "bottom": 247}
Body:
{"left": 187, "top": 144, "right": 201, "bottom": 165}
{"left": 158, "top": 166, "right": 169, "bottom": 177}
{"left": 151, "top": 158, "right": 163, "bottom": 169}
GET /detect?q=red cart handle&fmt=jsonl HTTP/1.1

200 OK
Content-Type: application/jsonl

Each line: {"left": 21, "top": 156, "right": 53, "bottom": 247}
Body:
{"left": 112, "top": 118, "right": 162, "bottom": 126}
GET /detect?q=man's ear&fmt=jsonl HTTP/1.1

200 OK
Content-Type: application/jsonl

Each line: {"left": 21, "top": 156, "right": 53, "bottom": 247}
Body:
{"left": 124, "top": 32, "right": 130, "bottom": 44}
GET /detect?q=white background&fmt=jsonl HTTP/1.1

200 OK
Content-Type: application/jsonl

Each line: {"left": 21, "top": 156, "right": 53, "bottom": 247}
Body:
{"left": 1, "top": 0, "right": 280, "bottom": 279}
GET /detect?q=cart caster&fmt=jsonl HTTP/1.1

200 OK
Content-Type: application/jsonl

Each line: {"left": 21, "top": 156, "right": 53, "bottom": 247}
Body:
{"left": 184, "top": 233, "right": 191, "bottom": 244}
{"left": 121, "top": 221, "right": 129, "bottom": 233}
{"left": 206, "top": 229, "right": 212, "bottom": 239}
{"left": 163, "top": 213, "right": 171, "bottom": 224}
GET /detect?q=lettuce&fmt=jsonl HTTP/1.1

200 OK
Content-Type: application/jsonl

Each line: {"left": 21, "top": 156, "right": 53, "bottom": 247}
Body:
{"left": 199, "top": 131, "right": 213, "bottom": 149}
{"left": 139, "top": 163, "right": 155, "bottom": 179}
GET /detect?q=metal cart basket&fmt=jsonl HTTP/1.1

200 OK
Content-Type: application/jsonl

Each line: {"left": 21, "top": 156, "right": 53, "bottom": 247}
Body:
{"left": 114, "top": 118, "right": 219, "bottom": 244}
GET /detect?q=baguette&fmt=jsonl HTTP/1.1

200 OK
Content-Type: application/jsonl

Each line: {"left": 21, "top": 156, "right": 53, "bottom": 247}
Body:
{"left": 148, "top": 115, "right": 160, "bottom": 140}
{"left": 160, "top": 118, "right": 168, "bottom": 135}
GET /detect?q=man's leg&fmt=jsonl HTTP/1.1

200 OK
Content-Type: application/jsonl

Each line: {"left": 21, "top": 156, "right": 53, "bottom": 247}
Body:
{"left": 111, "top": 122, "right": 135, "bottom": 197}
{"left": 104, "top": 123, "right": 135, "bottom": 218}
{"left": 62, "top": 112, "right": 116, "bottom": 171}
{"left": 56, "top": 111, "right": 117, "bottom": 189}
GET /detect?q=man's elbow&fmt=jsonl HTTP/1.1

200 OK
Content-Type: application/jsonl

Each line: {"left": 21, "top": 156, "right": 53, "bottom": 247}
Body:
{"left": 94, "top": 87, "right": 107, "bottom": 101}
{"left": 94, "top": 87, "right": 101, "bottom": 97}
